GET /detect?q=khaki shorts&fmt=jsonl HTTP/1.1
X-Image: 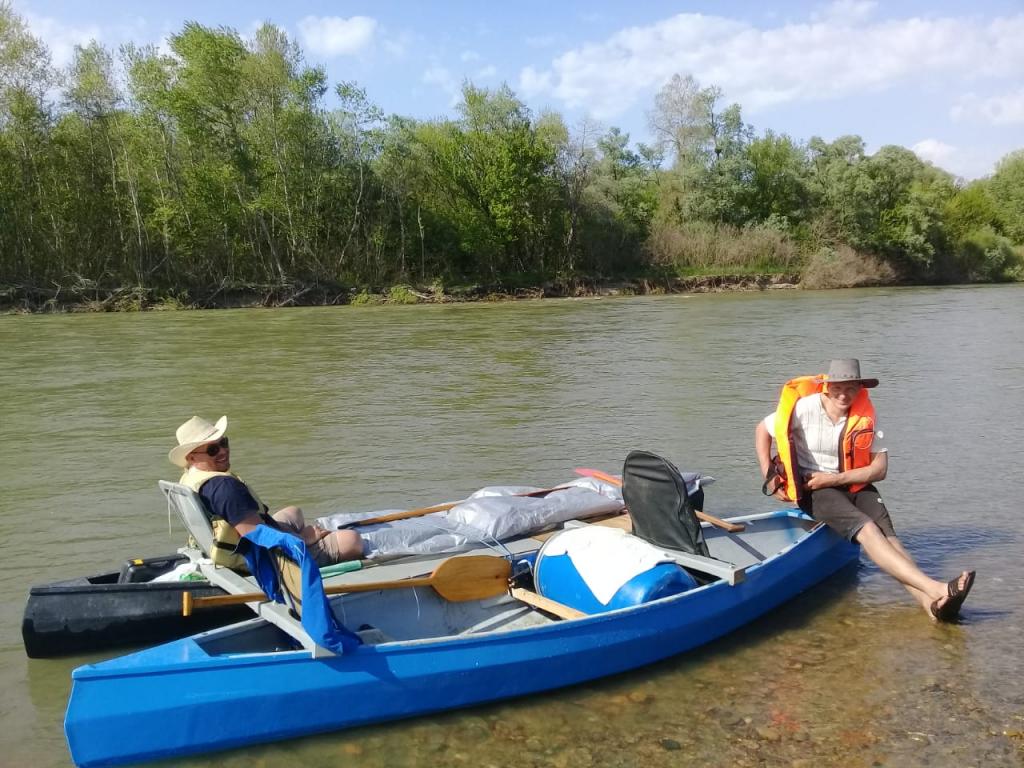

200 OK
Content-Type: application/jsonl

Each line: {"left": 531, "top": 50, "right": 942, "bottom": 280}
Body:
{"left": 798, "top": 484, "right": 895, "bottom": 541}
{"left": 271, "top": 508, "right": 343, "bottom": 567}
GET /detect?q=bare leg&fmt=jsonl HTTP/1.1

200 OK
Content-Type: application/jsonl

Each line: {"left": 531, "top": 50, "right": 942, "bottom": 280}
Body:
{"left": 854, "top": 522, "right": 960, "bottom": 618}
{"left": 273, "top": 506, "right": 363, "bottom": 563}
{"left": 885, "top": 536, "right": 933, "bottom": 606}
{"left": 309, "top": 529, "right": 364, "bottom": 564}
{"left": 272, "top": 505, "right": 305, "bottom": 534}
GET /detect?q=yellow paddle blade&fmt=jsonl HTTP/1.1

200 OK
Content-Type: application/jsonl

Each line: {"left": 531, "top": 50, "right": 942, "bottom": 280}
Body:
{"left": 428, "top": 555, "right": 512, "bottom": 602}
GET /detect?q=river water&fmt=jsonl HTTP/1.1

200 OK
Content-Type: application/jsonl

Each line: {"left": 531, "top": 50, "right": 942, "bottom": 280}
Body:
{"left": 1, "top": 285, "right": 1022, "bottom": 767}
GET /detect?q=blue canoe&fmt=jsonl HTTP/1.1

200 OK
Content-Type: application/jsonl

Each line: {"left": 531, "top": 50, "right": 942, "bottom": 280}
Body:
{"left": 64, "top": 509, "right": 858, "bottom": 767}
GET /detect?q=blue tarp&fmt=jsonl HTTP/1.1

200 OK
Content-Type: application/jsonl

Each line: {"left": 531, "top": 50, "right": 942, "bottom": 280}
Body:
{"left": 242, "top": 525, "right": 362, "bottom": 653}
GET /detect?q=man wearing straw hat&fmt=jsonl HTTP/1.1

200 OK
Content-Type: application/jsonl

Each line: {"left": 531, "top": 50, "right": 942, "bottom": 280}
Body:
{"left": 169, "top": 415, "right": 363, "bottom": 567}
{"left": 755, "top": 359, "right": 975, "bottom": 622}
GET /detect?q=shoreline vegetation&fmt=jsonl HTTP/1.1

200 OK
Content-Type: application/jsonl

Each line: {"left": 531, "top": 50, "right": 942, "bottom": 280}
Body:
{"left": 2, "top": 9, "right": 1023, "bottom": 316}
{"left": 1, "top": 273, "right": 803, "bottom": 313}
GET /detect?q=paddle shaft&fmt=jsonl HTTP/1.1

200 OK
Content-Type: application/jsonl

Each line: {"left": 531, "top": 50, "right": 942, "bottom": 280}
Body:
{"left": 184, "top": 576, "right": 437, "bottom": 612}
{"left": 350, "top": 485, "right": 568, "bottom": 527}
{"left": 510, "top": 587, "right": 585, "bottom": 620}
{"left": 183, "top": 555, "right": 511, "bottom": 615}
{"left": 574, "top": 468, "right": 746, "bottom": 533}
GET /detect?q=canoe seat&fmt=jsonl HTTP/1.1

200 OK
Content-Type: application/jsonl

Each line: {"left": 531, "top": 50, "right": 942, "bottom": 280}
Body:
{"left": 622, "top": 450, "right": 710, "bottom": 558}
{"left": 159, "top": 481, "right": 216, "bottom": 558}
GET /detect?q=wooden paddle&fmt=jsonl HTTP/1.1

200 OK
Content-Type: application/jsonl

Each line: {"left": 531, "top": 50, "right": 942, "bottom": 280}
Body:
{"left": 573, "top": 467, "right": 746, "bottom": 533}
{"left": 347, "top": 484, "right": 570, "bottom": 527}
{"left": 182, "top": 555, "right": 512, "bottom": 615}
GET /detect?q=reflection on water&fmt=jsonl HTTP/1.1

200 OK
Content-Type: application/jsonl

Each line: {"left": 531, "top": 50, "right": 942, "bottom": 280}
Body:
{"left": 3, "top": 285, "right": 1023, "bottom": 767}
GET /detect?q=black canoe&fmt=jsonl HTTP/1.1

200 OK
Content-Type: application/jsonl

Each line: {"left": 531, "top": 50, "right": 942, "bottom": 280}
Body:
{"left": 22, "top": 554, "right": 253, "bottom": 658}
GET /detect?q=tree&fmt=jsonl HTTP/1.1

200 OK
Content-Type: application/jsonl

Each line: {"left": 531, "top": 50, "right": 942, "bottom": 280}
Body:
{"left": 740, "top": 131, "right": 810, "bottom": 227}
{"left": 943, "top": 182, "right": 1002, "bottom": 243}
{"left": 649, "top": 74, "right": 714, "bottom": 169}
{"left": 647, "top": 75, "right": 753, "bottom": 226}
{"left": 988, "top": 150, "right": 1024, "bottom": 243}
{"left": 0, "top": 3, "right": 60, "bottom": 283}
{"left": 406, "top": 83, "right": 563, "bottom": 281}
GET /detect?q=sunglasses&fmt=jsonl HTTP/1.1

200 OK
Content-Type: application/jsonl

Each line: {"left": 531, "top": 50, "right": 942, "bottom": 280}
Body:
{"left": 202, "top": 437, "right": 230, "bottom": 456}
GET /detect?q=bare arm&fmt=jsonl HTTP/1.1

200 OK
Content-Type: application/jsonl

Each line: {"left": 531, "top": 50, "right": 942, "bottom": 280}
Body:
{"left": 755, "top": 420, "right": 789, "bottom": 501}
{"left": 805, "top": 451, "right": 888, "bottom": 490}
{"left": 232, "top": 513, "right": 265, "bottom": 537}
{"left": 755, "top": 421, "right": 774, "bottom": 479}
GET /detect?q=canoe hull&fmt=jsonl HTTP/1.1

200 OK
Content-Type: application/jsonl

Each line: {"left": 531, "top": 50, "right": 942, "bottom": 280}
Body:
{"left": 23, "top": 556, "right": 251, "bottom": 658}
{"left": 65, "top": 512, "right": 858, "bottom": 767}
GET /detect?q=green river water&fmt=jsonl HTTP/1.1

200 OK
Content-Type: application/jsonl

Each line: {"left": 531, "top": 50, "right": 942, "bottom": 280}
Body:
{"left": 1, "top": 285, "right": 1022, "bottom": 767}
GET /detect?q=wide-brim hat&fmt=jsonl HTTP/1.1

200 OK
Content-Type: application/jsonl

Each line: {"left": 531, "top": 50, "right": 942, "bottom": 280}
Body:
{"left": 168, "top": 415, "right": 227, "bottom": 467}
{"left": 824, "top": 359, "right": 878, "bottom": 389}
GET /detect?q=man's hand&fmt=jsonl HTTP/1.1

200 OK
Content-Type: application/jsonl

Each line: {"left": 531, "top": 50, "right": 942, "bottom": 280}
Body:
{"left": 803, "top": 471, "right": 843, "bottom": 491}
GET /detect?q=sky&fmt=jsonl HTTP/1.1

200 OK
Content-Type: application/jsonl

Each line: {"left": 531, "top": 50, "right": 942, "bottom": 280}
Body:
{"left": 11, "top": 0, "right": 1024, "bottom": 180}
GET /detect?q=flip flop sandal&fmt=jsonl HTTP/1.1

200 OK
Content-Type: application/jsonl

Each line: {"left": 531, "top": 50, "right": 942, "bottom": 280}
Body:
{"left": 930, "top": 570, "right": 976, "bottom": 622}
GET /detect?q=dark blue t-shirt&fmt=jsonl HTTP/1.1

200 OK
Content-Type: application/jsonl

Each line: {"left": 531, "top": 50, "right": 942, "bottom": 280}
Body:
{"left": 199, "top": 476, "right": 268, "bottom": 527}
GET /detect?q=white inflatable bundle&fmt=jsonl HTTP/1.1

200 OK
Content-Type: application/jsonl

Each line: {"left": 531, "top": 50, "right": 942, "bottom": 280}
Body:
{"left": 316, "top": 477, "right": 626, "bottom": 559}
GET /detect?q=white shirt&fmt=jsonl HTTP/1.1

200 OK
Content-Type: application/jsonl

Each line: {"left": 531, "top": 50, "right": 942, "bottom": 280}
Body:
{"left": 763, "top": 393, "right": 886, "bottom": 474}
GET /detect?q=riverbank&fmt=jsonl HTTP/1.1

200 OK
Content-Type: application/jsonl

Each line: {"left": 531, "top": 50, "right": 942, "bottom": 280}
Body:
{"left": 0, "top": 274, "right": 802, "bottom": 314}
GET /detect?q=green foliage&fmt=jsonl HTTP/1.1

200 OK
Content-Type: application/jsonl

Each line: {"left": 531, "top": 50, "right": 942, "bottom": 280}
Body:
{"left": 988, "top": 150, "right": 1024, "bottom": 243}
{"left": 951, "top": 226, "right": 1022, "bottom": 282}
{"left": 740, "top": 132, "right": 811, "bottom": 225}
{"left": 400, "top": 83, "right": 565, "bottom": 280}
{"left": 386, "top": 284, "right": 420, "bottom": 304}
{"left": 943, "top": 183, "right": 1002, "bottom": 242}
{"left": 153, "top": 294, "right": 188, "bottom": 311}
{"left": 349, "top": 289, "right": 383, "bottom": 306}
{"left": 0, "top": 3, "right": 1020, "bottom": 305}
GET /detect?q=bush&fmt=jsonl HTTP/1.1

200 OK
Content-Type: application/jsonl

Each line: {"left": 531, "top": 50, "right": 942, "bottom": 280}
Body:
{"left": 350, "top": 289, "right": 384, "bottom": 306}
{"left": 952, "top": 227, "right": 1023, "bottom": 282}
{"left": 644, "top": 220, "right": 801, "bottom": 274}
{"left": 800, "top": 245, "right": 896, "bottom": 289}
{"left": 386, "top": 284, "right": 421, "bottom": 304}
{"left": 152, "top": 294, "right": 188, "bottom": 311}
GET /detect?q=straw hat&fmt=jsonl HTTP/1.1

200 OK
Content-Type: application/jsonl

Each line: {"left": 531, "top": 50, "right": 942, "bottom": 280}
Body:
{"left": 824, "top": 359, "right": 879, "bottom": 389}
{"left": 168, "top": 415, "right": 227, "bottom": 467}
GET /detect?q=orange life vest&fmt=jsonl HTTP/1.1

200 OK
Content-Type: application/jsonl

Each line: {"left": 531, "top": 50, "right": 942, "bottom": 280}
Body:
{"left": 768, "top": 375, "right": 876, "bottom": 501}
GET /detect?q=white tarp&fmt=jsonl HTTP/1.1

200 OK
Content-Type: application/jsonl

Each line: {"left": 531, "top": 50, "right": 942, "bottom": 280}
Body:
{"left": 316, "top": 477, "right": 626, "bottom": 560}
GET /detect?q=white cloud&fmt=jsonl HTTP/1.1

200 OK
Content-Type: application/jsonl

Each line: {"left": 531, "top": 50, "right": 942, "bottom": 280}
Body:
{"left": 912, "top": 138, "right": 956, "bottom": 166}
{"left": 519, "top": 66, "right": 552, "bottom": 97}
{"left": 909, "top": 139, "right": 1009, "bottom": 180}
{"left": 476, "top": 65, "right": 497, "bottom": 80}
{"left": 460, "top": 50, "right": 480, "bottom": 63}
{"left": 422, "top": 65, "right": 461, "bottom": 105}
{"left": 951, "top": 89, "right": 1024, "bottom": 126}
{"left": 518, "top": 10, "right": 1024, "bottom": 121}
{"left": 422, "top": 65, "right": 454, "bottom": 88}
{"left": 23, "top": 12, "right": 104, "bottom": 68}
{"left": 297, "top": 15, "right": 377, "bottom": 58}
{"left": 381, "top": 31, "right": 411, "bottom": 58}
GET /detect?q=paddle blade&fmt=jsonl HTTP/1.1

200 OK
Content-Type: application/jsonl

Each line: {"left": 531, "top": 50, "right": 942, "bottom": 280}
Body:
{"left": 430, "top": 556, "right": 511, "bottom": 602}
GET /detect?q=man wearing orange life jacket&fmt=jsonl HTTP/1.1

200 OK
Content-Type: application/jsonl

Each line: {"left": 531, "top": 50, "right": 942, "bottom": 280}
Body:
{"left": 754, "top": 359, "right": 975, "bottom": 623}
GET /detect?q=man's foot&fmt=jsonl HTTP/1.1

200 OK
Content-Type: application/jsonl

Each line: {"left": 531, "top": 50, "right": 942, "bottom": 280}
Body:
{"left": 930, "top": 570, "right": 976, "bottom": 622}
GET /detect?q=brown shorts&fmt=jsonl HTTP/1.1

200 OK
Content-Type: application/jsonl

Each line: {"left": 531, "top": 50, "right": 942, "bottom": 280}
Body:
{"left": 798, "top": 484, "right": 895, "bottom": 541}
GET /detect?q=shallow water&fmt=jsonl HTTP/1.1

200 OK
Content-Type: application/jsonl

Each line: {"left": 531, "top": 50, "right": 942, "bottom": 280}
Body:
{"left": 1, "top": 285, "right": 1022, "bottom": 767}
